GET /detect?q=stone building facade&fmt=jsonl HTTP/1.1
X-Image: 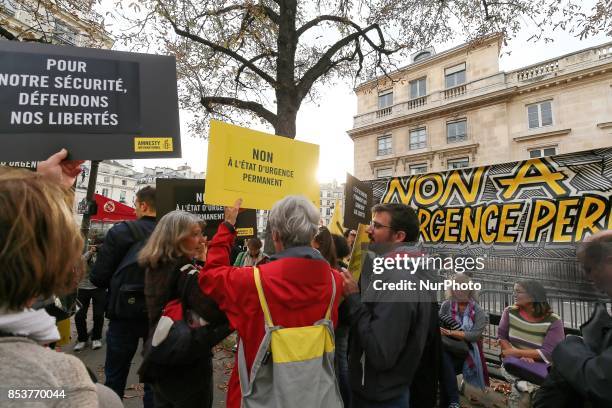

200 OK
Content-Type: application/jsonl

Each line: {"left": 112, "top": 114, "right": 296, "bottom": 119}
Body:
{"left": 349, "top": 34, "right": 612, "bottom": 180}
{"left": 0, "top": 0, "right": 112, "bottom": 47}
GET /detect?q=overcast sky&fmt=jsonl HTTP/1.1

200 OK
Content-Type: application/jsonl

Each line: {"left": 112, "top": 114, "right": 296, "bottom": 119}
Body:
{"left": 124, "top": 11, "right": 610, "bottom": 182}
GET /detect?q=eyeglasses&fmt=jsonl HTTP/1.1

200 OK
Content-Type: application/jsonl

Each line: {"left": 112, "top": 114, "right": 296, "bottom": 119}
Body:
{"left": 370, "top": 221, "right": 392, "bottom": 230}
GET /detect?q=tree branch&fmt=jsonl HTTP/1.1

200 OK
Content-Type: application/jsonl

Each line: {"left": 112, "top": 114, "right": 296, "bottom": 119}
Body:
{"left": 157, "top": 1, "right": 277, "bottom": 86}
{"left": 482, "top": 0, "right": 491, "bottom": 19}
{"left": 297, "top": 15, "right": 395, "bottom": 62}
{"left": 297, "top": 14, "right": 351, "bottom": 37}
{"left": 235, "top": 51, "right": 278, "bottom": 87}
{"left": 297, "top": 23, "right": 393, "bottom": 101}
{"left": 200, "top": 96, "right": 277, "bottom": 128}
{"left": 194, "top": 4, "right": 280, "bottom": 25}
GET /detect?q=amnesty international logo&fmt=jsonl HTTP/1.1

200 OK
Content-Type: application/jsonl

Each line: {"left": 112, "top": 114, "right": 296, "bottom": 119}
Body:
{"left": 134, "top": 137, "right": 174, "bottom": 152}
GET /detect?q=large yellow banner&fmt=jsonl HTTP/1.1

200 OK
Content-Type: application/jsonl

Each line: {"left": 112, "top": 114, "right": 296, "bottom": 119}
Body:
{"left": 205, "top": 121, "right": 320, "bottom": 209}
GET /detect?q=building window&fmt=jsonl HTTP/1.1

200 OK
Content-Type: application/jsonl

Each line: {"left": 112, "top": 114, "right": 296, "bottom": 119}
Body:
{"left": 101, "top": 188, "right": 109, "bottom": 197}
{"left": 119, "top": 191, "right": 126, "bottom": 203}
{"left": 413, "top": 51, "right": 431, "bottom": 62}
{"left": 54, "top": 21, "right": 77, "bottom": 45}
{"left": 447, "top": 120, "right": 467, "bottom": 143}
{"left": 409, "top": 128, "right": 427, "bottom": 150}
{"left": 409, "top": 164, "right": 428, "bottom": 175}
{"left": 121, "top": 179, "right": 127, "bottom": 186}
{"left": 378, "top": 90, "right": 393, "bottom": 109}
{"left": 376, "top": 168, "right": 393, "bottom": 178}
{"left": 527, "top": 100, "right": 553, "bottom": 129}
{"left": 447, "top": 157, "right": 469, "bottom": 169}
{"left": 410, "top": 78, "right": 426, "bottom": 99}
{"left": 529, "top": 147, "right": 557, "bottom": 158}
{"left": 0, "top": 0, "right": 16, "bottom": 16}
{"left": 103, "top": 176, "right": 110, "bottom": 183}
{"left": 377, "top": 135, "right": 392, "bottom": 156}
{"left": 445, "top": 63, "right": 466, "bottom": 88}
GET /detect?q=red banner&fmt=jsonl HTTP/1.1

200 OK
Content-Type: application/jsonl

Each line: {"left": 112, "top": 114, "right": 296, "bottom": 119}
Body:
{"left": 91, "top": 194, "right": 136, "bottom": 223}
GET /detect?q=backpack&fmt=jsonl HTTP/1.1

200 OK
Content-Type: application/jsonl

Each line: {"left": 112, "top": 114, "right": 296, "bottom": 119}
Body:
{"left": 108, "top": 221, "right": 148, "bottom": 320}
{"left": 237, "top": 266, "right": 343, "bottom": 408}
{"left": 139, "top": 264, "right": 231, "bottom": 382}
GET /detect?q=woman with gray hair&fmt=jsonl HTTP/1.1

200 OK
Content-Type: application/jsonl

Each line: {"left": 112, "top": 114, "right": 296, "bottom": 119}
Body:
{"left": 439, "top": 273, "right": 489, "bottom": 408}
{"left": 138, "top": 210, "right": 230, "bottom": 408}
{"left": 199, "top": 196, "right": 344, "bottom": 408}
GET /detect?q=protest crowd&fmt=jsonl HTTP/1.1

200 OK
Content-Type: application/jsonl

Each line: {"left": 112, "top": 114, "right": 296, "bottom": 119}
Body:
{"left": 0, "top": 150, "right": 611, "bottom": 408}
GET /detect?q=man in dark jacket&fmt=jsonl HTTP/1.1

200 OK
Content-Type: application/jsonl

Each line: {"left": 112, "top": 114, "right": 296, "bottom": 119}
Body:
{"left": 341, "top": 203, "right": 440, "bottom": 408}
{"left": 89, "top": 186, "right": 156, "bottom": 408}
{"left": 534, "top": 230, "right": 612, "bottom": 407}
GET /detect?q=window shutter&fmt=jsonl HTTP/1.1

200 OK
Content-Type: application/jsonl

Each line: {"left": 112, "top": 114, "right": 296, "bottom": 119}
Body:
{"left": 445, "top": 76, "right": 453, "bottom": 89}
{"left": 445, "top": 63, "right": 466, "bottom": 75}
{"left": 458, "top": 120, "right": 466, "bottom": 137}
{"left": 418, "top": 78, "right": 426, "bottom": 96}
{"left": 528, "top": 105, "right": 540, "bottom": 129}
{"left": 543, "top": 147, "right": 556, "bottom": 156}
{"left": 540, "top": 101, "right": 553, "bottom": 126}
{"left": 410, "top": 81, "right": 418, "bottom": 99}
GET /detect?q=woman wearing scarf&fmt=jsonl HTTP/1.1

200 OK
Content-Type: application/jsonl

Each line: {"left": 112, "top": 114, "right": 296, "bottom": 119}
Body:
{"left": 0, "top": 150, "right": 121, "bottom": 407}
{"left": 439, "top": 273, "right": 489, "bottom": 408}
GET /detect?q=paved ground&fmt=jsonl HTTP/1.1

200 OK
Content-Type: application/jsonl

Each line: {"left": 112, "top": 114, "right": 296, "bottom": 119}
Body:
{"left": 64, "top": 315, "right": 511, "bottom": 408}
{"left": 63, "top": 316, "right": 232, "bottom": 407}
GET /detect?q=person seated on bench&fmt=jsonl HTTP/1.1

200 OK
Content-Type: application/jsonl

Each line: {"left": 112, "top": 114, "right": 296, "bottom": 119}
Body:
{"left": 498, "top": 279, "right": 564, "bottom": 407}
{"left": 534, "top": 230, "right": 612, "bottom": 407}
{"left": 439, "top": 273, "right": 489, "bottom": 408}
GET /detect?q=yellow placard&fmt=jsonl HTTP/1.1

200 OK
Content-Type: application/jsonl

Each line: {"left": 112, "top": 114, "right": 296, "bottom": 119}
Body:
{"left": 348, "top": 223, "right": 370, "bottom": 281}
{"left": 236, "top": 227, "right": 255, "bottom": 237}
{"left": 327, "top": 199, "right": 344, "bottom": 235}
{"left": 205, "top": 121, "right": 320, "bottom": 210}
{"left": 56, "top": 318, "right": 71, "bottom": 347}
{"left": 134, "top": 137, "right": 174, "bottom": 152}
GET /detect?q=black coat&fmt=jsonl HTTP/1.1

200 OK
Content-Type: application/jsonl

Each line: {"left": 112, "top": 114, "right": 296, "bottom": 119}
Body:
{"left": 89, "top": 216, "right": 157, "bottom": 289}
{"left": 535, "top": 303, "right": 612, "bottom": 408}
{"left": 343, "top": 250, "right": 440, "bottom": 405}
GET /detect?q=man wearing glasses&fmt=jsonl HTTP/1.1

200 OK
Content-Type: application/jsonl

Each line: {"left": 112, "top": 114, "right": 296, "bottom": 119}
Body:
{"left": 340, "top": 203, "right": 440, "bottom": 408}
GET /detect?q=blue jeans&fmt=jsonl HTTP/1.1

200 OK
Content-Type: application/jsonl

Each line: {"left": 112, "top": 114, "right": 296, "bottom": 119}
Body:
{"left": 439, "top": 351, "right": 461, "bottom": 407}
{"left": 335, "top": 326, "right": 352, "bottom": 408}
{"left": 352, "top": 389, "right": 410, "bottom": 408}
{"left": 104, "top": 319, "right": 153, "bottom": 408}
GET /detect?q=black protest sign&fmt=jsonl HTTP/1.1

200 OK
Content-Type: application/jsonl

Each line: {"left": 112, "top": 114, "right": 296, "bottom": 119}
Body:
{"left": 0, "top": 41, "right": 181, "bottom": 161}
{"left": 344, "top": 173, "right": 373, "bottom": 230}
{"left": 156, "top": 179, "right": 257, "bottom": 239}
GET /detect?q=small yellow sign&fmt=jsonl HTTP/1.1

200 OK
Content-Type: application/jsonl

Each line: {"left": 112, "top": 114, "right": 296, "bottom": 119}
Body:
{"left": 236, "top": 227, "right": 255, "bottom": 237}
{"left": 205, "top": 121, "right": 320, "bottom": 210}
{"left": 134, "top": 137, "right": 174, "bottom": 152}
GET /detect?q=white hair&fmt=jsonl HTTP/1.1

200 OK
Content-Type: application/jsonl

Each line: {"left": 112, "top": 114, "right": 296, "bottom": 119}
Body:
{"left": 268, "top": 195, "right": 320, "bottom": 248}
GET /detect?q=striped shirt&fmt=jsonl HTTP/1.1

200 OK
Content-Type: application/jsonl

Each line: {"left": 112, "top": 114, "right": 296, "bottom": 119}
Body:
{"left": 497, "top": 306, "right": 565, "bottom": 363}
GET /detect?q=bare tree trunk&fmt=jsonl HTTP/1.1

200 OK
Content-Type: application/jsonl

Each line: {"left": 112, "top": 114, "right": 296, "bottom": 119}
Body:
{"left": 274, "top": 105, "right": 298, "bottom": 138}
{"left": 275, "top": 0, "right": 298, "bottom": 139}
{"left": 80, "top": 160, "right": 100, "bottom": 251}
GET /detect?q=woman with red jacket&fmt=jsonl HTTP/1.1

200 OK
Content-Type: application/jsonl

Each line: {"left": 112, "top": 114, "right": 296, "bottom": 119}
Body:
{"left": 199, "top": 196, "right": 344, "bottom": 408}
